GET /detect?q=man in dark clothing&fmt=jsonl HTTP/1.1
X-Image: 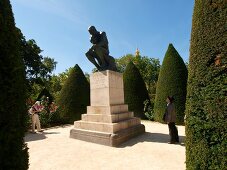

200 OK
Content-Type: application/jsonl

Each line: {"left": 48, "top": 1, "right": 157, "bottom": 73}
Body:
{"left": 165, "top": 96, "right": 179, "bottom": 144}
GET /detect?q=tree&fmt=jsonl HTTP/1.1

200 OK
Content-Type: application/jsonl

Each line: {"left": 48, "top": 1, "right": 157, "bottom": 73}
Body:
{"left": 185, "top": 1, "right": 227, "bottom": 169}
{"left": 17, "top": 29, "right": 57, "bottom": 99}
{"left": 116, "top": 54, "right": 160, "bottom": 107}
{"left": 135, "top": 56, "right": 160, "bottom": 101}
{"left": 48, "top": 74, "right": 62, "bottom": 100}
{"left": 57, "top": 64, "right": 90, "bottom": 123}
{"left": 123, "top": 61, "right": 150, "bottom": 119}
{"left": 0, "top": 0, "right": 28, "bottom": 169}
{"left": 116, "top": 54, "right": 134, "bottom": 72}
{"left": 17, "top": 29, "right": 42, "bottom": 81}
{"left": 48, "top": 67, "right": 75, "bottom": 100}
{"left": 154, "top": 44, "right": 188, "bottom": 124}
{"left": 37, "top": 88, "right": 53, "bottom": 104}
{"left": 40, "top": 57, "right": 57, "bottom": 80}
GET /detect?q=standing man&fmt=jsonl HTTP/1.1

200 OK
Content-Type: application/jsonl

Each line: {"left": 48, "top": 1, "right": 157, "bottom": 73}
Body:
{"left": 165, "top": 96, "right": 179, "bottom": 144}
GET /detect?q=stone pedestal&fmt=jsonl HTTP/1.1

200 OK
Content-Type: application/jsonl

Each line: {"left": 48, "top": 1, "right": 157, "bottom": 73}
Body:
{"left": 70, "top": 70, "right": 145, "bottom": 146}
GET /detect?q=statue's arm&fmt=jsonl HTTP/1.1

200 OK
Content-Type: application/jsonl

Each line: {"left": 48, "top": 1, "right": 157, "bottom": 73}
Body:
{"left": 90, "top": 35, "right": 97, "bottom": 44}
{"left": 89, "top": 35, "right": 98, "bottom": 51}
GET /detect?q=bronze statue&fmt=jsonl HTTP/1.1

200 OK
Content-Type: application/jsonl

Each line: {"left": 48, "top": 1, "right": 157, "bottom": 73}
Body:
{"left": 85, "top": 26, "right": 117, "bottom": 71}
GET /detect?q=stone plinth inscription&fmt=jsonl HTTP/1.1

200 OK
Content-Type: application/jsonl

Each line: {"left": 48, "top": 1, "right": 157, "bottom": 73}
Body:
{"left": 90, "top": 73, "right": 108, "bottom": 89}
{"left": 90, "top": 71, "right": 124, "bottom": 106}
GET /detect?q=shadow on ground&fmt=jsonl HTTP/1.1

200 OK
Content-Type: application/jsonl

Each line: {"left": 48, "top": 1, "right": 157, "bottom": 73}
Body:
{"left": 24, "top": 131, "right": 60, "bottom": 142}
{"left": 119, "top": 132, "right": 185, "bottom": 148}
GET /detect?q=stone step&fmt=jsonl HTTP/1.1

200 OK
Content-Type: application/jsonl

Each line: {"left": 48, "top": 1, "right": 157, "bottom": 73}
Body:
{"left": 70, "top": 124, "right": 145, "bottom": 147}
{"left": 87, "top": 104, "right": 128, "bottom": 114}
{"left": 74, "top": 118, "right": 141, "bottom": 133}
{"left": 81, "top": 112, "right": 134, "bottom": 123}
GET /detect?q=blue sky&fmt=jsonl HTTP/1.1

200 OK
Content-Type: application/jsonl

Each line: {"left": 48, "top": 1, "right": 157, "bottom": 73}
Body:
{"left": 11, "top": 0, "right": 194, "bottom": 74}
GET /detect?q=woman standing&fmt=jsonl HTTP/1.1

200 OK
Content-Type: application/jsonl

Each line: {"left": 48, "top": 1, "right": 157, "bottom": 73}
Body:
{"left": 165, "top": 96, "right": 179, "bottom": 144}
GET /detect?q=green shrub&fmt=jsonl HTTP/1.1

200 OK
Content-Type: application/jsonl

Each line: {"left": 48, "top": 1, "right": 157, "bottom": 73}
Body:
{"left": 48, "top": 110, "right": 66, "bottom": 125}
{"left": 39, "top": 111, "right": 50, "bottom": 128}
{"left": 38, "top": 108, "right": 62, "bottom": 127}
{"left": 57, "top": 64, "right": 90, "bottom": 123}
{"left": 154, "top": 44, "right": 188, "bottom": 124}
{"left": 144, "top": 99, "right": 154, "bottom": 121}
{"left": 185, "top": 1, "right": 227, "bottom": 169}
{"left": 0, "top": 0, "right": 29, "bottom": 169}
{"left": 123, "top": 61, "right": 150, "bottom": 119}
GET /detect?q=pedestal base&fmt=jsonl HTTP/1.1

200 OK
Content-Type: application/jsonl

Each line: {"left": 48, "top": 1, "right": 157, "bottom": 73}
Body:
{"left": 70, "top": 124, "right": 145, "bottom": 147}
{"left": 70, "top": 70, "right": 145, "bottom": 147}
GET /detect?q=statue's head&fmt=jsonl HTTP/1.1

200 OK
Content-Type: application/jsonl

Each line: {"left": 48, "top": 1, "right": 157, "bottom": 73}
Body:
{"left": 88, "top": 26, "right": 97, "bottom": 35}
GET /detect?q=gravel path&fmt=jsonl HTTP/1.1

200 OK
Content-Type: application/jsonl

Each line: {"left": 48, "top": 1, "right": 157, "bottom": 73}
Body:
{"left": 25, "top": 121, "right": 185, "bottom": 170}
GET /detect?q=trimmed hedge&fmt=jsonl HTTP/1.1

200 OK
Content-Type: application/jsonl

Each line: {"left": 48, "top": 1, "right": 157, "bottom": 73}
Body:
{"left": 123, "top": 61, "right": 150, "bottom": 119}
{"left": 57, "top": 64, "right": 90, "bottom": 123}
{"left": 0, "top": 0, "right": 29, "bottom": 169}
{"left": 185, "top": 1, "right": 227, "bottom": 169}
{"left": 154, "top": 44, "right": 188, "bottom": 124}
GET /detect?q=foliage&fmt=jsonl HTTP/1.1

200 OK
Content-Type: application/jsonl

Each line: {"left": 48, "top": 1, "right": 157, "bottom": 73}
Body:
{"left": 17, "top": 29, "right": 57, "bottom": 82}
{"left": 17, "top": 29, "right": 42, "bottom": 80}
{"left": 17, "top": 28, "right": 57, "bottom": 100}
{"left": 40, "top": 57, "right": 57, "bottom": 79}
{"left": 37, "top": 88, "right": 53, "bottom": 104}
{"left": 154, "top": 44, "right": 188, "bottom": 124}
{"left": 26, "top": 100, "right": 60, "bottom": 128}
{"left": 48, "top": 74, "right": 62, "bottom": 97}
{"left": 116, "top": 54, "right": 160, "bottom": 108}
{"left": 84, "top": 72, "right": 90, "bottom": 82}
{"left": 57, "top": 64, "right": 90, "bottom": 123}
{"left": 123, "top": 61, "right": 150, "bottom": 119}
{"left": 43, "top": 68, "right": 89, "bottom": 125}
{"left": 38, "top": 101, "right": 59, "bottom": 127}
{"left": 0, "top": 0, "right": 28, "bottom": 169}
{"left": 48, "top": 67, "right": 76, "bottom": 100}
{"left": 116, "top": 54, "right": 134, "bottom": 72}
{"left": 144, "top": 99, "right": 154, "bottom": 121}
{"left": 185, "top": 1, "right": 227, "bottom": 169}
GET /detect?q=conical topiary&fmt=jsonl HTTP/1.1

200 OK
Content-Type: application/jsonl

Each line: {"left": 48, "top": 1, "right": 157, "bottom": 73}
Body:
{"left": 123, "top": 61, "right": 150, "bottom": 119}
{"left": 185, "top": 1, "right": 227, "bottom": 169}
{"left": 57, "top": 64, "right": 90, "bottom": 123}
{"left": 0, "top": 0, "right": 29, "bottom": 169}
{"left": 154, "top": 44, "right": 188, "bottom": 124}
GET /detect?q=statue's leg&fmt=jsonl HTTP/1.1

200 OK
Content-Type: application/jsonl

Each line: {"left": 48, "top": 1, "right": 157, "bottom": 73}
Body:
{"left": 85, "top": 51, "right": 100, "bottom": 69}
{"left": 95, "top": 47, "right": 109, "bottom": 68}
{"left": 104, "top": 55, "right": 117, "bottom": 71}
{"left": 94, "top": 52, "right": 103, "bottom": 67}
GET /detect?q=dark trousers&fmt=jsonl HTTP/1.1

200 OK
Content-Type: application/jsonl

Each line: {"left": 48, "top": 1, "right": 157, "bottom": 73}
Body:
{"left": 168, "top": 122, "right": 179, "bottom": 142}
